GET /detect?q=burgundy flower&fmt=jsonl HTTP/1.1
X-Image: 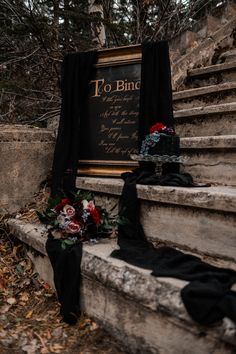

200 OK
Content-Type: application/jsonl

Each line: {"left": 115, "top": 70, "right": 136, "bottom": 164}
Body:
{"left": 54, "top": 198, "right": 71, "bottom": 213}
{"left": 90, "top": 208, "right": 101, "bottom": 225}
{"left": 149, "top": 122, "right": 166, "bottom": 134}
{"left": 61, "top": 198, "right": 70, "bottom": 204}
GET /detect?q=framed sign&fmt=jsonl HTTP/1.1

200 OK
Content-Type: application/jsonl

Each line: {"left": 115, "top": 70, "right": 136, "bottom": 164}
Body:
{"left": 78, "top": 45, "right": 142, "bottom": 176}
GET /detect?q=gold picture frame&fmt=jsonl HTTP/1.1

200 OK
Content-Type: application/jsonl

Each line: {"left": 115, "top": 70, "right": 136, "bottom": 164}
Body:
{"left": 78, "top": 44, "right": 142, "bottom": 177}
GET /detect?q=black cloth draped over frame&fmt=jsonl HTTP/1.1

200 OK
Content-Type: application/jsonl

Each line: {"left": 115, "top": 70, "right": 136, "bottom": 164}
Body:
{"left": 138, "top": 41, "right": 174, "bottom": 146}
{"left": 48, "top": 42, "right": 236, "bottom": 325}
{"left": 51, "top": 51, "right": 98, "bottom": 197}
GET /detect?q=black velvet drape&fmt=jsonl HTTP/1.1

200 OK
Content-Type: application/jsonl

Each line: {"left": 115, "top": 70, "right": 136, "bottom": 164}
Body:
{"left": 139, "top": 41, "right": 179, "bottom": 174}
{"left": 51, "top": 51, "right": 98, "bottom": 196}
{"left": 138, "top": 41, "right": 174, "bottom": 148}
{"left": 46, "top": 237, "right": 82, "bottom": 324}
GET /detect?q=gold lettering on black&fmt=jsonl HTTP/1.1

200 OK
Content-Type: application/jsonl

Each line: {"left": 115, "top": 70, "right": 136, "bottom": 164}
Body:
{"left": 90, "top": 79, "right": 104, "bottom": 97}
{"left": 90, "top": 78, "right": 140, "bottom": 97}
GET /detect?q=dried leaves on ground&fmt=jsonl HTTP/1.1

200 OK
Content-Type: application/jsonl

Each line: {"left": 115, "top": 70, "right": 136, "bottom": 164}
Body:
{"left": 0, "top": 218, "right": 127, "bottom": 354}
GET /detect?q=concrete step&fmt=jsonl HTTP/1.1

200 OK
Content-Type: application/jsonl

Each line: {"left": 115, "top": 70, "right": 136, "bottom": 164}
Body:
{"left": 188, "top": 61, "right": 236, "bottom": 79}
{"left": 7, "top": 219, "right": 236, "bottom": 354}
{"left": 180, "top": 135, "right": 236, "bottom": 185}
{"left": 218, "top": 49, "right": 236, "bottom": 65}
{"left": 174, "top": 103, "right": 236, "bottom": 137}
{"left": 173, "top": 82, "right": 236, "bottom": 110}
{"left": 186, "top": 61, "right": 236, "bottom": 89}
{"left": 75, "top": 177, "right": 236, "bottom": 263}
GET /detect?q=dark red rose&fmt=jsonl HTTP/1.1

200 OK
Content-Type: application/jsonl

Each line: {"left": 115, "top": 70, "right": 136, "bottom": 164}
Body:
{"left": 149, "top": 122, "right": 166, "bottom": 134}
{"left": 61, "top": 198, "right": 70, "bottom": 205}
{"left": 54, "top": 198, "right": 71, "bottom": 213}
{"left": 90, "top": 208, "right": 101, "bottom": 225}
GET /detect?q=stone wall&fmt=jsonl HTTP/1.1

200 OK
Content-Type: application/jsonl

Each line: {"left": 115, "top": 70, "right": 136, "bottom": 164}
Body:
{"left": 170, "top": 2, "right": 236, "bottom": 90}
{"left": 0, "top": 125, "right": 55, "bottom": 214}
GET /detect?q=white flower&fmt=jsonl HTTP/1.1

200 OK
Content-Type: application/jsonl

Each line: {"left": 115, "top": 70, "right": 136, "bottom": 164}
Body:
{"left": 87, "top": 201, "right": 95, "bottom": 210}
{"left": 57, "top": 212, "right": 70, "bottom": 229}
{"left": 63, "top": 204, "right": 75, "bottom": 218}
{"left": 82, "top": 200, "right": 89, "bottom": 209}
{"left": 82, "top": 200, "right": 95, "bottom": 211}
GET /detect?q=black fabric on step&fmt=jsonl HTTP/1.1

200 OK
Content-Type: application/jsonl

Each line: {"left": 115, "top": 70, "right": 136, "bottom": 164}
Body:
{"left": 111, "top": 170, "right": 236, "bottom": 325}
{"left": 51, "top": 51, "right": 98, "bottom": 197}
{"left": 46, "top": 236, "right": 82, "bottom": 325}
{"left": 181, "top": 280, "right": 236, "bottom": 325}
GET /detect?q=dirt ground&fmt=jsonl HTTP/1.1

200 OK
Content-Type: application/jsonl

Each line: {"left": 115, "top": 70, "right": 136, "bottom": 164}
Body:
{"left": 0, "top": 221, "right": 128, "bottom": 354}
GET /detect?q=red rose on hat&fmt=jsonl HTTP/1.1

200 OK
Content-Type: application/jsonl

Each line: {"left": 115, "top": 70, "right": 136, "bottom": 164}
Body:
{"left": 149, "top": 122, "right": 166, "bottom": 134}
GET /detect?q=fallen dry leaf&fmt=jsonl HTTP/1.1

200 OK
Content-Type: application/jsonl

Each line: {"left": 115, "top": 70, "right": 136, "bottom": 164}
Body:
{"left": 51, "top": 343, "right": 64, "bottom": 350}
{"left": 0, "top": 304, "right": 10, "bottom": 314}
{"left": 13, "top": 245, "right": 22, "bottom": 259}
{"left": 90, "top": 322, "right": 99, "bottom": 331}
{"left": 46, "top": 330, "right": 51, "bottom": 339}
{"left": 20, "top": 292, "right": 29, "bottom": 302}
{"left": 0, "top": 276, "right": 6, "bottom": 289}
{"left": 25, "top": 310, "right": 33, "bottom": 319}
{"left": 22, "top": 340, "right": 39, "bottom": 354}
{"left": 6, "top": 297, "right": 16, "bottom": 305}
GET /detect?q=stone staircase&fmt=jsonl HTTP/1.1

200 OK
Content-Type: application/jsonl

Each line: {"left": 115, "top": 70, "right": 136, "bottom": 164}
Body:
{"left": 7, "top": 219, "right": 236, "bottom": 354}
{"left": 7, "top": 4, "right": 236, "bottom": 353}
{"left": 170, "top": 2, "right": 236, "bottom": 188}
{"left": 172, "top": 47, "right": 236, "bottom": 189}
{"left": 66, "top": 44, "right": 236, "bottom": 351}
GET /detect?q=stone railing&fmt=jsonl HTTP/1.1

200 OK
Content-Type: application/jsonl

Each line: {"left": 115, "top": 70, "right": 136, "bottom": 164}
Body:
{"left": 0, "top": 125, "right": 55, "bottom": 214}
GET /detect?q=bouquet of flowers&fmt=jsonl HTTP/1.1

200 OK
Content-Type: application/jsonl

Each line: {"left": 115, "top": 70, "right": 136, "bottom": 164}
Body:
{"left": 37, "top": 190, "right": 124, "bottom": 249}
